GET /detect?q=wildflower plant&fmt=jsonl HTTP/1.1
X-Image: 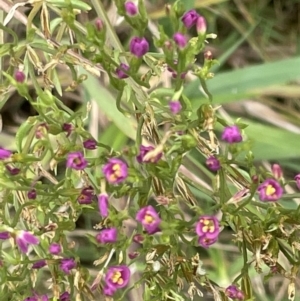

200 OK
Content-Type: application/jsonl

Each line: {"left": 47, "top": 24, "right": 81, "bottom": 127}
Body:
{"left": 0, "top": 0, "right": 299, "bottom": 301}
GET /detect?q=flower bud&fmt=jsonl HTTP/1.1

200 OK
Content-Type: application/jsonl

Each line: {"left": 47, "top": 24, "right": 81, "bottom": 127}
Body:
{"left": 129, "top": 37, "right": 149, "bottom": 57}
{"left": 124, "top": 1, "right": 138, "bottom": 16}
{"left": 173, "top": 32, "right": 187, "bottom": 49}
{"left": 271, "top": 164, "right": 283, "bottom": 180}
{"left": 95, "top": 18, "right": 104, "bottom": 31}
{"left": 15, "top": 70, "right": 25, "bottom": 83}
{"left": 196, "top": 16, "right": 206, "bottom": 35}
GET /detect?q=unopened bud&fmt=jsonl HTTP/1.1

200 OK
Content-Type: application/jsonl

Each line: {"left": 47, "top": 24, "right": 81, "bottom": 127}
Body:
{"left": 196, "top": 16, "right": 206, "bottom": 35}
{"left": 15, "top": 70, "right": 25, "bottom": 83}
{"left": 204, "top": 50, "right": 213, "bottom": 60}
{"left": 271, "top": 164, "right": 283, "bottom": 180}
{"left": 95, "top": 18, "right": 103, "bottom": 31}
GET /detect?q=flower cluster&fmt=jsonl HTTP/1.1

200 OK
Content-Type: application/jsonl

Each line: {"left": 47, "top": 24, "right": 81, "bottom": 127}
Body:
{"left": 195, "top": 216, "right": 219, "bottom": 248}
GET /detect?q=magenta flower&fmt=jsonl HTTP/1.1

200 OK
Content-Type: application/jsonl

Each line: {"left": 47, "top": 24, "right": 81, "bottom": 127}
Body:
{"left": 116, "top": 63, "right": 130, "bottom": 79}
{"left": 27, "top": 189, "right": 37, "bottom": 200}
{"left": 0, "top": 231, "right": 10, "bottom": 240}
{"left": 196, "top": 16, "right": 206, "bottom": 35}
{"left": 95, "top": 18, "right": 103, "bottom": 31}
{"left": 133, "top": 234, "right": 144, "bottom": 244}
{"left": 83, "top": 139, "right": 97, "bottom": 150}
{"left": 169, "top": 100, "right": 182, "bottom": 114}
{"left": 173, "top": 33, "right": 187, "bottom": 48}
{"left": 98, "top": 193, "right": 109, "bottom": 217}
{"left": 32, "top": 260, "right": 47, "bottom": 269}
{"left": 225, "top": 285, "right": 244, "bottom": 300}
{"left": 295, "top": 174, "right": 300, "bottom": 190}
{"left": 102, "top": 158, "right": 128, "bottom": 184}
{"left": 6, "top": 165, "right": 20, "bottom": 175}
{"left": 49, "top": 243, "right": 61, "bottom": 255}
{"left": 181, "top": 9, "right": 199, "bottom": 28}
{"left": 195, "top": 216, "right": 219, "bottom": 248}
{"left": 206, "top": 156, "right": 221, "bottom": 172}
{"left": 221, "top": 125, "right": 242, "bottom": 143}
{"left": 66, "top": 152, "right": 88, "bottom": 170}
{"left": 16, "top": 231, "right": 39, "bottom": 253}
{"left": 128, "top": 251, "right": 139, "bottom": 259}
{"left": 136, "top": 145, "right": 162, "bottom": 163}
{"left": 60, "top": 258, "right": 76, "bottom": 274}
{"left": 257, "top": 178, "right": 283, "bottom": 202}
{"left": 59, "top": 292, "right": 70, "bottom": 301}
{"left": 24, "top": 295, "right": 48, "bottom": 301}
{"left": 96, "top": 228, "right": 117, "bottom": 244}
{"left": 129, "top": 37, "right": 149, "bottom": 57}
{"left": 272, "top": 164, "right": 283, "bottom": 180}
{"left": 77, "top": 186, "right": 94, "bottom": 204}
{"left": 15, "top": 70, "right": 26, "bottom": 83}
{"left": 62, "top": 123, "right": 74, "bottom": 137}
{"left": 125, "top": 1, "right": 138, "bottom": 16}
{"left": 103, "top": 265, "right": 131, "bottom": 295}
{"left": 0, "top": 147, "right": 12, "bottom": 159}
{"left": 136, "top": 205, "right": 161, "bottom": 234}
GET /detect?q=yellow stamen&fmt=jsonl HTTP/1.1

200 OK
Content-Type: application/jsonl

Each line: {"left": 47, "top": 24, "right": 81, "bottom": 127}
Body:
{"left": 265, "top": 185, "right": 276, "bottom": 196}
{"left": 111, "top": 271, "right": 122, "bottom": 284}
{"left": 144, "top": 214, "right": 154, "bottom": 224}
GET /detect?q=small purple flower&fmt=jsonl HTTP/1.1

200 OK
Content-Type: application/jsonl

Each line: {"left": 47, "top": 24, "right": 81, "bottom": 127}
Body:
{"left": 116, "top": 63, "right": 130, "bottom": 79}
{"left": 95, "top": 18, "right": 104, "bottom": 31}
{"left": 0, "top": 231, "right": 10, "bottom": 240}
{"left": 102, "top": 158, "right": 128, "bottom": 184}
{"left": 62, "top": 123, "right": 74, "bottom": 137}
{"left": 59, "top": 292, "right": 71, "bottom": 301}
{"left": 169, "top": 100, "right": 182, "bottom": 114}
{"left": 49, "top": 243, "right": 61, "bottom": 255}
{"left": 125, "top": 1, "right": 138, "bottom": 16}
{"left": 206, "top": 156, "right": 221, "bottom": 172}
{"left": 196, "top": 16, "right": 206, "bottom": 35}
{"left": 0, "top": 147, "right": 12, "bottom": 159}
{"left": 5, "top": 165, "right": 20, "bottom": 175}
{"left": 225, "top": 285, "right": 244, "bottom": 300}
{"left": 295, "top": 174, "right": 300, "bottom": 190}
{"left": 195, "top": 216, "right": 219, "bottom": 248}
{"left": 181, "top": 9, "right": 199, "bottom": 28}
{"left": 257, "top": 178, "right": 283, "bottom": 202}
{"left": 128, "top": 251, "right": 139, "bottom": 259}
{"left": 104, "top": 265, "right": 131, "bottom": 295}
{"left": 59, "top": 258, "right": 76, "bottom": 274}
{"left": 83, "top": 138, "right": 97, "bottom": 150}
{"left": 16, "top": 231, "right": 39, "bottom": 253}
{"left": 129, "top": 37, "right": 149, "bottom": 57}
{"left": 15, "top": 70, "right": 26, "bottom": 83}
{"left": 32, "top": 260, "right": 46, "bottom": 269}
{"left": 66, "top": 152, "right": 88, "bottom": 170}
{"left": 221, "top": 125, "right": 242, "bottom": 143}
{"left": 27, "top": 189, "right": 37, "bottom": 200}
{"left": 136, "top": 205, "right": 161, "bottom": 234}
{"left": 136, "top": 145, "right": 162, "bottom": 163}
{"left": 173, "top": 33, "right": 187, "bottom": 48}
{"left": 133, "top": 234, "right": 144, "bottom": 244}
{"left": 96, "top": 228, "right": 117, "bottom": 244}
{"left": 98, "top": 193, "right": 109, "bottom": 217}
{"left": 77, "top": 186, "right": 94, "bottom": 204}
{"left": 272, "top": 164, "right": 283, "bottom": 180}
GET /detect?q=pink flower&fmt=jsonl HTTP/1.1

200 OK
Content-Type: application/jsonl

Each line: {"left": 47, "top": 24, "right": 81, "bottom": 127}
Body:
{"left": 257, "top": 178, "right": 283, "bottom": 202}
{"left": 225, "top": 285, "right": 244, "bottom": 300}
{"left": 206, "top": 156, "right": 221, "bottom": 172}
{"left": 125, "top": 1, "right": 138, "bottom": 16}
{"left": 32, "top": 260, "right": 47, "bottom": 269}
{"left": 103, "top": 265, "right": 131, "bottom": 295}
{"left": 136, "top": 145, "right": 162, "bottom": 163}
{"left": 195, "top": 216, "right": 219, "bottom": 248}
{"left": 15, "top": 70, "right": 26, "bottom": 83}
{"left": 59, "top": 292, "right": 70, "bottom": 301}
{"left": 77, "top": 186, "right": 94, "bottom": 204}
{"left": 272, "top": 164, "right": 283, "bottom": 180}
{"left": 49, "top": 243, "right": 61, "bottom": 255}
{"left": 16, "top": 231, "right": 39, "bottom": 253}
{"left": 181, "top": 9, "right": 199, "bottom": 28}
{"left": 116, "top": 63, "right": 130, "bottom": 79}
{"left": 295, "top": 174, "right": 300, "bottom": 190}
{"left": 96, "top": 228, "right": 117, "bottom": 244}
{"left": 0, "top": 232, "right": 10, "bottom": 240}
{"left": 83, "top": 139, "right": 97, "bottom": 150}
{"left": 129, "top": 37, "right": 149, "bottom": 57}
{"left": 102, "top": 158, "right": 128, "bottom": 184}
{"left": 66, "top": 152, "right": 88, "bottom": 170}
{"left": 173, "top": 33, "right": 187, "bottom": 48}
{"left": 221, "top": 125, "right": 242, "bottom": 143}
{"left": 98, "top": 193, "right": 109, "bottom": 217}
{"left": 62, "top": 123, "right": 74, "bottom": 137}
{"left": 169, "top": 100, "right": 182, "bottom": 114}
{"left": 196, "top": 16, "right": 206, "bottom": 35}
{"left": 27, "top": 189, "right": 37, "bottom": 200}
{"left": 136, "top": 205, "right": 161, "bottom": 234}
{"left": 59, "top": 258, "right": 76, "bottom": 274}
{"left": 0, "top": 147, "right": 12, "bottom": 159}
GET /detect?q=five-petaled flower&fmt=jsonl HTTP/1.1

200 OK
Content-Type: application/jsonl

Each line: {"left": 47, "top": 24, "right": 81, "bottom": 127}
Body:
{"left": 96, "top": 228, "right": 117, "bottom": 244}
{"left": 66, "top": 152, "right": 88, "bottom": 170}
{"left": 102, "top": 158, "right": 128, "bottom": 184}
{"left": 195, "top": 216, "right": 219, "bottom": 248}
{"left": 225, "top": 285, "right": 244, "bottom": 300}
{"left": 129, "top": 37, "right": 149, "bottom": 57}
{"left": 221, "top": 125, "right": 242, "bottom": 143}
{"left": 136, "top": 205, "right": 161, "bottom": 234}
{"left": 136, "top": 145, "right": 162, "bottom": 163}
{"left": 257, "top": 178, "right": 283, "bottom": 202}
{"left": 16, "top": 231, "right": 39, "bottom": 253}
{"left": 59, "top": 258, "right": 76, "bottom": 274}
{"left": 103, "top": 265, "right": 131, "bottom": 296}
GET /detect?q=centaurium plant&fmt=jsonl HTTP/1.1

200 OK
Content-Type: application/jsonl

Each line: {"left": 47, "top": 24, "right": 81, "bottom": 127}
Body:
{"left": 0, "top": 0, "right": 299, "bottom": 300}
